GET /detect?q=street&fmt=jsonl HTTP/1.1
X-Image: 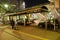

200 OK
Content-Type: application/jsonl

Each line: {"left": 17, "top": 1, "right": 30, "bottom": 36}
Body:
{"left": 0, "top": 25, "right": 60, "bottom": 40}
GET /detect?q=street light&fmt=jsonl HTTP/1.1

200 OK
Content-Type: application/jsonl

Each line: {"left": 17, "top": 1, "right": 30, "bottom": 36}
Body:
{"left": 4, "top": 4, "right": 9, "bottom": 10}
{"left": 4, "top": 4, "right": 8, "bottom": 8}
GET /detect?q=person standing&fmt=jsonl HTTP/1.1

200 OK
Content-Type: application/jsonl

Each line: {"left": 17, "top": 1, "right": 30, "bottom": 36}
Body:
{"left": 10, "top": 18, "right": 15, "bottom": 29}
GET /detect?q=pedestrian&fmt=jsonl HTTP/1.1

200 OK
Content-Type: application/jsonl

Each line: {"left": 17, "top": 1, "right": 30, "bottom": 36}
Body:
{"left": 10, "top": 18, "right": 15, "bottom": 29}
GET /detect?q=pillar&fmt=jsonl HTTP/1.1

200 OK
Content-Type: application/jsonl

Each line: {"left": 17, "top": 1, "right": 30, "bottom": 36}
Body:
{"left": 55, "top": 0, "right": 59, "bottom": 8}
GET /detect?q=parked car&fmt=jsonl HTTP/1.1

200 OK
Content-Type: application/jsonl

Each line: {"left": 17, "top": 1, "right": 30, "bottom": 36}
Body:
{"left": 16, "top": 18, "right": 32, "bottom": 25}
{"left": 16, "top": 19, "right": 24, "bottom": 25}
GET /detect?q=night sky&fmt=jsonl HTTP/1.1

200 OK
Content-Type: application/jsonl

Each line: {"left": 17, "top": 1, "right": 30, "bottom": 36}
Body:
{"left": 0, "top": 0, "right": 49, "bottom": 8}
{"left": 24, "top": 0, "right": 49, "bottom": 8}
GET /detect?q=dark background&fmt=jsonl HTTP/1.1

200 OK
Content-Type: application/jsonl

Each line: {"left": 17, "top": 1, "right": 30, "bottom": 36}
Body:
{"left": 24, "top": 0, "right": 49, "bottom": 8}
{"left": 0, "top": 0, "right": 49, "bottom": 8}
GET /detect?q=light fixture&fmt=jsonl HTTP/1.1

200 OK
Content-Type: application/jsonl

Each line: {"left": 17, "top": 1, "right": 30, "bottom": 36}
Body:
{"left": 4, "top": 4, "right": 8, "bottom": 8}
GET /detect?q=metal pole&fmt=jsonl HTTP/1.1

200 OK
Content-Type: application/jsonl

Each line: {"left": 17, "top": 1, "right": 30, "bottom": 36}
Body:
{"left": 45, "top": 20, "right": 47, "bottom": 30}
{"left": 54, "top": 19, "right": 56, "bottom": 31}
{"left": 24, "top": 15, "right": 26, "bottom": 26}
{"left": 28, "top": 14, "right": 30, "bottom": 23}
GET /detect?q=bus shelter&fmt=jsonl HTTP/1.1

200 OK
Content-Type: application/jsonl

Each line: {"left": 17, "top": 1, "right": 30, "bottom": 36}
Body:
{"left": 5, "top": 5, "right": 60, "bottom": 31}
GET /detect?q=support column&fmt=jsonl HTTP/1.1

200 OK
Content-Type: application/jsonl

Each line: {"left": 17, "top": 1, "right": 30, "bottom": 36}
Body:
{"left": 28, "top": 14, "right": 30, "bottom": 22}
{"left": 59, "top": 0, "right": 60, "bottom": 10}
{"left": 24, "top": 17, "right": 26, "bottom": 26}
{"left": 54, "top": 19, "right": 56, "bottom": 31}
{"left": 45, "top": 20, "right": 47, "bottom": 30}
{"left": 26, "top": 13, "right": 31, "bottom": 25}
{"left": 55, "top": 0, "right": 59, "bottom": 8}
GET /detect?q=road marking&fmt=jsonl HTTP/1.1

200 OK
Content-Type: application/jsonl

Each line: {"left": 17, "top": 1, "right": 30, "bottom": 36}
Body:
{"left": 18, "top": 31, "right": 49, "bottom": 40}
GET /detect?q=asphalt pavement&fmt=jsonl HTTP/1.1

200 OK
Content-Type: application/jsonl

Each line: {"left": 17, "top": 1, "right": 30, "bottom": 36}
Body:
{"left": 0, "top": 25, "right": 60, "bottom": 40}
